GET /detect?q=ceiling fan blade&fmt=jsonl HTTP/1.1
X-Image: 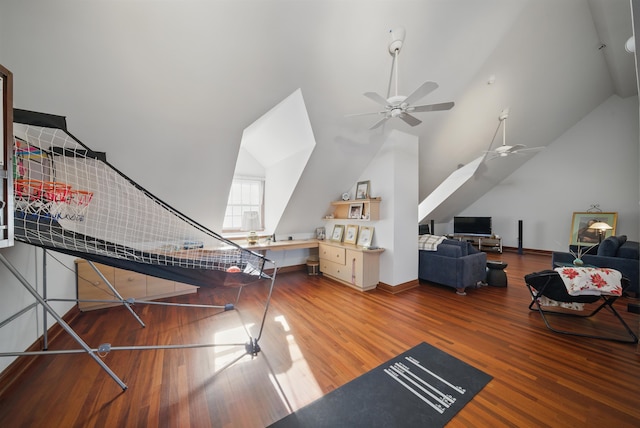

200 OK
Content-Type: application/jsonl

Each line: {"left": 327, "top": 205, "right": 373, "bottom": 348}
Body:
{"left": 512, "top": 146, "right": 545, "bottom": 154}
{"left": 410, "top": 101, "right": 455, "bottom": 113}
{"left": 369, "top": 116, "right": 389, "bottom": 130}
{"left": 403, "top": 81, "right": 439, "bottom": 106}
{"left": 364, "top": 92, "right": 389, "bottom": 107}
{"left": 345, "top": 111, "right": 386, "bottom": 118}
{"left": 399, "top": 112, "right": 422, "bottom": 127}
{"left": 508, "top": 144, "right": 527, "bottom": 152}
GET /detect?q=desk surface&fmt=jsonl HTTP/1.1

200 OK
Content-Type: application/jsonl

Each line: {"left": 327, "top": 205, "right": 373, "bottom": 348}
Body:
{"left": 242, "top": 239, "right": 320, "bottom": 252}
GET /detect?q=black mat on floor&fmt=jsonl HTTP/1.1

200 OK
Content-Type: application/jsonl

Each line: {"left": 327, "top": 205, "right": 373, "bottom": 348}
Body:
{"left": 269, "top": 342, "right": 492, "bottom": 428}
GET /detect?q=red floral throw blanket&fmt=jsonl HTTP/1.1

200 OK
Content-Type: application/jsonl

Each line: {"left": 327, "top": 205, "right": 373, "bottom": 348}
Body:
{"left": 554, "top": 267, "right": 622, "bottom": 296}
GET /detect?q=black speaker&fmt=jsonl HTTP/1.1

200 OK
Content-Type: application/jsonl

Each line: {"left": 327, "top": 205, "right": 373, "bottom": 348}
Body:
{"left": 518, "top": 220, "right": 523, "bottom": 254}
{"left": 430, "top": 219, "right": 435, "bottom": 236}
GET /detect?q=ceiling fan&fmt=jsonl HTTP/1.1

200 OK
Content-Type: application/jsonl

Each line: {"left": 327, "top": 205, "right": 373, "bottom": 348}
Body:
{"left": 485, "top": 109, "right": 544, "bottom": 160}
{"left": 349, "top": 28, "right": 455, "bottom": 130}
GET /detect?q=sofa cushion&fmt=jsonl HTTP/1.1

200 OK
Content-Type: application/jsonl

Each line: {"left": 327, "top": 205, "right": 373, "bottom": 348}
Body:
{"left": 598, "top": 236, "right": 621, "bottom": 257}
{"left": 617, "top": 240, "right": 639, "bottom": 260}
{"left": 436, "top": 243, "right": 462, "bottom": 258}
{"left": 442, "top": 239, "right": 468, "bottom": 256}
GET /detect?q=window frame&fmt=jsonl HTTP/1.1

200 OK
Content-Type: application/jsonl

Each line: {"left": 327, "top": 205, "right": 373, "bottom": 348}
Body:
{"left": 222, "top": 176, "right": 265, "bottom": 232}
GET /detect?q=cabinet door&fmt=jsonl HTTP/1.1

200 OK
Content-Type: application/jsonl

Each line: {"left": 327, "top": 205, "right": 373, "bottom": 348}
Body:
{"left": 345, "top": 250, "right": 363, "bottom": 287}
{"left": 77, "top": 262, "right": 116, "bottom": 310}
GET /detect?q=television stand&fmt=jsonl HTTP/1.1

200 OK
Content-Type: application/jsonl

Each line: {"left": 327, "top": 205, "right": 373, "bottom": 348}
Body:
{"left": 452, "top": 234, "right": 502, "bottom": 253}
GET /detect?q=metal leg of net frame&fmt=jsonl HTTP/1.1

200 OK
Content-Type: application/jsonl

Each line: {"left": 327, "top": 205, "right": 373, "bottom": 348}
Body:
{"left": 0, "top": 249, "right": 278, "bottom": 391}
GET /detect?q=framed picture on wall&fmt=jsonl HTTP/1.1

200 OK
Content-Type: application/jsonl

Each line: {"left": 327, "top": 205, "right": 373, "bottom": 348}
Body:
{"left": 331, "top": 224, "right": 345, "bottom": 242}
{"left": 355, "top": 180, "right": 370, "bottom": 200}
{"left": 344, "top": 224, "right": 359, "bottom": 244}
{"left": 357, "top": 226, "right": 374, "bottom": 247}
{"left": 569, "top": 211, "right": 617, "bottom": 246}
{"left": 349, "top": 203, "right": 363, "bottom": 219}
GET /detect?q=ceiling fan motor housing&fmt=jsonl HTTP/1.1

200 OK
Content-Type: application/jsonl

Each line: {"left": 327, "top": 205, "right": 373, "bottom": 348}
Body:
{"left": 388, "top": 27, "right": 405, "bottom": 54}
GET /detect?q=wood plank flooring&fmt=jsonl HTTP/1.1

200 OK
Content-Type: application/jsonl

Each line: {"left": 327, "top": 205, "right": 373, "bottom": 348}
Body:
{"left": 0, "top": 251, "right": 639, "bottom": 427}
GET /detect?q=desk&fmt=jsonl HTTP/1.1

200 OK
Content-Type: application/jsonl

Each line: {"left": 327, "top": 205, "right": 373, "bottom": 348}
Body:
{"left": 242, "top": 239, "right": 320, "bottom": 252}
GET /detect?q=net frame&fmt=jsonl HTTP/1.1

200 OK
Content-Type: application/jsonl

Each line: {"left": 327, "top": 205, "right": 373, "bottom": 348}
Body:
{"left": 2, "top": 109, "right": 279, "bottom": 390}
{"left": 12, "top": 109, "right": 271, "bottom": 287}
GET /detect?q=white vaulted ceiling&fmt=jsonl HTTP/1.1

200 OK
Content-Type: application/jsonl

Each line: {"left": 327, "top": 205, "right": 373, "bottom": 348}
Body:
{"left": 0, "top": 0, "right": 635, "bottom": 229}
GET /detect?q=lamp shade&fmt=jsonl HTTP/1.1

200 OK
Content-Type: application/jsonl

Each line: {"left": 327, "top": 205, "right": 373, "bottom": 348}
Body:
{"left": 241, "top": 211, "right": 260, "bottom": 231}
{"left": 588, "top": 222, "right": 612, "bottom": 231}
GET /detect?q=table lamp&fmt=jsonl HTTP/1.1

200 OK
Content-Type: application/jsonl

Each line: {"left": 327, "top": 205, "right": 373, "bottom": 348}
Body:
{"left": 242, "top": 211, "right": 260, "bottom": 245}
{"left": 588, "top": 221, "right": 612, "bottom": 243}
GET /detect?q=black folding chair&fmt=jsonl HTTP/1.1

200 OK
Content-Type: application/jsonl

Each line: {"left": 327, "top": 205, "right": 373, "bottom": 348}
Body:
{"left": 524, "top": 270, "right": 638, "bottom": 343}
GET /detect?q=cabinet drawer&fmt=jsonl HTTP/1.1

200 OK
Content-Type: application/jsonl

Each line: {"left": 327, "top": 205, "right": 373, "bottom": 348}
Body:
{"left": 77, "top": 262, "right": 115, "bottom": 310}
{"left": 319, "top": 244, "right": 346, "bottom": 265}
{"left": 114, "top": 270, "right": 146, "bottom": 299}
{"left": 146, "top": 276, "right": 176, "bottom": 296}
{"left": 320, "top": 259, "right": 352, "bottom": 283}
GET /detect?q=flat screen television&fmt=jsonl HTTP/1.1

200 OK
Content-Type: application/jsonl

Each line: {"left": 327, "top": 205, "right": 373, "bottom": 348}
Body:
{"left": 454, "top": 216, "right": 492, "bottom": 236}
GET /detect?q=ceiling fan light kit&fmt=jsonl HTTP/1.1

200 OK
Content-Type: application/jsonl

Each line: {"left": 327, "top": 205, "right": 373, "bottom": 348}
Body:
{"left": 484, "top": 108, "right": 544, "bottom": 160}
{"left": 348, "top": 27, "right": 454, "bottom": 129}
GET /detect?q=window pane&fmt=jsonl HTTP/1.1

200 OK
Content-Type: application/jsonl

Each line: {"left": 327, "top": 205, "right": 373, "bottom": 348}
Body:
{"left": 223, "top": 178, "right": 264, "bottom": 231}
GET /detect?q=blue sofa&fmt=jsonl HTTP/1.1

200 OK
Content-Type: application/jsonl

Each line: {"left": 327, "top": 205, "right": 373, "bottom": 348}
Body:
{"left": 552, "top": 235, "right": 639, "bottom": 295}
{"left": 419, "top": 238, "right": 487, "bottom": 295}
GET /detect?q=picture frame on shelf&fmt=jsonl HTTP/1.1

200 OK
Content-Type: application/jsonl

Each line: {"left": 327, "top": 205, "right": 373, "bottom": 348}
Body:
{"left": 344, "top": 224, "right": 359, "bottom": 244}
{"left": 315, "top": 227, "right": 326, "bottom": 240}
{"left": 331, "top": 224, "right": 345, "bottom": 242}
{"left": 569, "top": 211, "right": 617, "bottom": 246}
{"left": 349, "top": 203, "right": 364, "bottom": 219}
{"left": 355, "top": 180, "right": 370, "bottom": 200}
{"left": 357, "top": 226, "right": 374, "bottom": 247}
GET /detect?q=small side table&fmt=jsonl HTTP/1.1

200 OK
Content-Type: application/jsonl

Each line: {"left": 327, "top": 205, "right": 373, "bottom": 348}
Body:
{"left": 486, "top": 261, "right": 508, "bottom": 287}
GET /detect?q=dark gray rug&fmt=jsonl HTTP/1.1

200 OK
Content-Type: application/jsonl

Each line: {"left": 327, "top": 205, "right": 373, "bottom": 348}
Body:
{"left": 269, "top": 342, "right": 492, "bottom": 428}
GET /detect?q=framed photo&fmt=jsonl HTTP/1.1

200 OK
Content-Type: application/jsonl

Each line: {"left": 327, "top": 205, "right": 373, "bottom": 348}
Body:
{"left": 355, "top": 180, "right": 370, "bottom": 200}
{"left": 357, "top": 226, "right": 374, "bottom": 247}
{"left": 315, "top": 227, "right": 326, "bottom": 240}
{"left": 349, "top": 203, "right": 364, "bottom": 219}
{"left": 569, "top": 212, "right": 617, "bottom": 245}
{"left": 331, "top": 224, "right": 345, "bottom": 242}
{"left": 344, "top": 224, "right": 359, "bottom": 244}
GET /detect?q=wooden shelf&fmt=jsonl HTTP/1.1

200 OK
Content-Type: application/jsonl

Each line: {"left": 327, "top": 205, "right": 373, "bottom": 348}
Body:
{"left": 451, "top": 235, "right": 502, "bottom": 253}
{"left": 327, "top": 198, "right": 381, "bottom": 221}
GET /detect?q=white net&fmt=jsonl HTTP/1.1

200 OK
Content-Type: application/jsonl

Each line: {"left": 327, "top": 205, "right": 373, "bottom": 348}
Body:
{"left": 13, "top": 112, "right": 267, "bottom": 286}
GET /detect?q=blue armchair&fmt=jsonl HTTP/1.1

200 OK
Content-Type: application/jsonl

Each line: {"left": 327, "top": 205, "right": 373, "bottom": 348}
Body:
{"left": 552, "top": 235, "right": 639, "bottom": 296}
{"left": 419, "top": 238, "right": 487, "bottom": 295}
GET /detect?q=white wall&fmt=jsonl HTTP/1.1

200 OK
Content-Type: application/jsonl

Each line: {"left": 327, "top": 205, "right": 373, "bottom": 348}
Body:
{"left": 458, "top": 94, "right": 639, "bottom": 251}
{"left": 357, "top": 130, "right": 419, "bottom": 286}
{"left": 0, "top": 244, "right": 76, "bottom": 373}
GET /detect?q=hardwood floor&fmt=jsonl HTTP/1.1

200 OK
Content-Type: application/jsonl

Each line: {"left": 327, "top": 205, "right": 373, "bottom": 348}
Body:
{"left": 1, "top": 251, "right": 639, "bottom": 427}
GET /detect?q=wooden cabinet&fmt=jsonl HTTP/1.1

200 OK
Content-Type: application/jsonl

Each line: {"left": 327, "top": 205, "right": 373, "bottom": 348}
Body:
{"left": 318, "top": 242, "right": 383, "bottom": 291}
{"left": 75, "top": 259, "right": 197, "bottom": 311}
{"left": 328, "top": 198, "right": 380, "bottom": 221}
